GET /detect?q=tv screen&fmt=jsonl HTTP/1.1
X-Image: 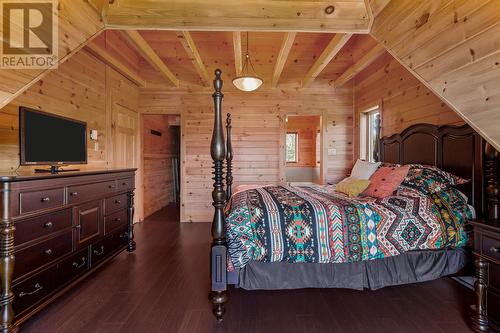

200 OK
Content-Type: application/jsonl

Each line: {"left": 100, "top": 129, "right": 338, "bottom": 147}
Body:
{"left": 20, "top": 107, "right": 87, "bottom": 165}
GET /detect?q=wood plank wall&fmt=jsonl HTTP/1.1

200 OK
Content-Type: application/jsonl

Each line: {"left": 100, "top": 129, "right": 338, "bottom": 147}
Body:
{"left": 143, "top": 114, "right": 179, "bottom": 218}
{"left": 370, "top": 0, "right": 500, "bottom": 151}
{"left": 286, "top": 115, "right": 321, "bottom": 167}
{"left": 353, "top": 52, "right": 464, "bottom": 160}
{"left": 139, "top": 86, "right": 354, "bottom": 222}
{"left": 0, "top": 50, "right": 108, "bottom": 171}
{"left": 0, "top": 44, "right": 143, "bottom": 220}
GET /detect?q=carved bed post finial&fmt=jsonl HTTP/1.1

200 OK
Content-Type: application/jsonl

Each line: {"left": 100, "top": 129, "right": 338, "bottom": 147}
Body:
{"left": 226, "top": 113, "right": 233, "bottom": 201}
{"left": 209, "top": 69, "right": 228, "bottom": 322}
{"left": 485, "top": 143, "right": 499, "bottom": 220}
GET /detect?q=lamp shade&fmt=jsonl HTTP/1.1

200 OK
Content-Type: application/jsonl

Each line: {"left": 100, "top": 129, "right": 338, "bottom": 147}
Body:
{"left": 232, "top": 75, "right": 263, "bottom": 92}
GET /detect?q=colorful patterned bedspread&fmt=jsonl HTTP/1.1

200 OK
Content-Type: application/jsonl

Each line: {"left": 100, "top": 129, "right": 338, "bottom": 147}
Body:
{"left": 226, "top": 185, "right": 472, "bottom": 269}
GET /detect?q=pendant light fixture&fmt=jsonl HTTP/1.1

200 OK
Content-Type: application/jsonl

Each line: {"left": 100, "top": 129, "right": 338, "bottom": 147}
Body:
{"left": 233, "top": 32, "right": 263, "bottom": 92}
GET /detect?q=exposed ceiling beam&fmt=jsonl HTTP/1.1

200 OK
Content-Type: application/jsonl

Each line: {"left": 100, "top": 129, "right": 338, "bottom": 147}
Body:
{"left": 368, "top": 0, "right": 391, "bottom": 17}
{"left": 233, "top": 32, "right": 242, "bottom": 76}
{"left": 105, "top": 1, "right": 371, "bottom": 33}
{"left": 176, "top": 31, "right": 210, "bottom": 87}
{"left": 122, "top": 30, "right": 179, "bottom": 87}
{"left": 272, "top": 32, "right": 296, "bottom": 88}
{"left": 303, "top": 33, "right": 353, "bottom": 87}
{"left": 334, "top": 43, "right": 386, "bottom": 87}
{"left": 85, "top": 42, "right": 146, "bottom": 87}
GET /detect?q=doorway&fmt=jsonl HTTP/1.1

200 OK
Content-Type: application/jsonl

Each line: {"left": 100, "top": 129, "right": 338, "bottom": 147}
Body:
{"left": 142, "top": 114, "right": 181, "bottom": 222}
{"left": 285, "top": 115, "right": 323, "bottom": 185}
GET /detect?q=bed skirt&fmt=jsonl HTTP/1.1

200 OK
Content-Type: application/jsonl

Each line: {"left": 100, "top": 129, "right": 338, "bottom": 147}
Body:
{"left": 229, "top": 248, "right": 469, "bottom": 291}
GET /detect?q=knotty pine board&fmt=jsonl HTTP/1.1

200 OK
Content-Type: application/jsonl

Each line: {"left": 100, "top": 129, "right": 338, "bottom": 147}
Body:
{"left": 353, "top": 52, "right": 464, "bottom": 160}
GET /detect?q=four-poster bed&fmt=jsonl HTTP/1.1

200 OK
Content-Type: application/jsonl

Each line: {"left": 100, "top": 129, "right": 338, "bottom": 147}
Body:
{"left": 208, "top": 69, "right": 500, "bottom": 329}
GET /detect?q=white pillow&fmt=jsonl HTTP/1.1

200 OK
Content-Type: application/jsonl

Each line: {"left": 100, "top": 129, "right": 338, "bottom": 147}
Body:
{"left": 350, "top": 159, "right": 381, "bottom": 180}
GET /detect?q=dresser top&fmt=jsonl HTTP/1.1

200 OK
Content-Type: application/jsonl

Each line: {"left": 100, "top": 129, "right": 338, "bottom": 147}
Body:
{"left": 0, "top": 168, "right": 136, "bottom": 182}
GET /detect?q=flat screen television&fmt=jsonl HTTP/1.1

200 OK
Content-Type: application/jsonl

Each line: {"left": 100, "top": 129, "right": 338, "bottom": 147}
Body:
{"left": 20, "top": 107, "right": 87, "bottom": 168}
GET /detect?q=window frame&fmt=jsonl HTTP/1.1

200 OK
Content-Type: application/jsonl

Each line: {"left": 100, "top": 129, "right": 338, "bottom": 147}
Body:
{"left": 359, "top": 106, "right": 381, "bottom": 163}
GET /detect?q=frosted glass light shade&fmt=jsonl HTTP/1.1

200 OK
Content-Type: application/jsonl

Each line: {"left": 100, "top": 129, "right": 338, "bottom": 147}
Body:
{"left": 232, "top": 76, "right": 263, "bottom": 92}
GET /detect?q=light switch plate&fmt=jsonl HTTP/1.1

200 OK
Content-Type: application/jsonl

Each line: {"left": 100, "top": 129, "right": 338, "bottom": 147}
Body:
{"left": 90, "top": 129, "right": 98, "bottom": 140}
{"left": 328, "top": 148, "right": 337, "bottom": 156}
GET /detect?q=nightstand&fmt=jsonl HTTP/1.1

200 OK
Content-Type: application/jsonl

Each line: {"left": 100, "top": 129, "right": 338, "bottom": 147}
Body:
{"left": 470, "top": 220, "right": 500, "bottom": 332}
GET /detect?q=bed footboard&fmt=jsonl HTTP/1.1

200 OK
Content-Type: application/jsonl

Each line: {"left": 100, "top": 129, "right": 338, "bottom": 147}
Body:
{"left": 209, "top": 69, "right": 229, "bottom": 321}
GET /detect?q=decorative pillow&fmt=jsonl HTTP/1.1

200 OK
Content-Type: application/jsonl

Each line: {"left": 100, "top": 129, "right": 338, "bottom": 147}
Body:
{"left": 350, "top": 159, "right": 381, "bottom": 180}
{"left": 363, "top": 165, "right": 410, "bottom": 198}
{"left": 401, "top": 164, "right": 469, "bottom": 194}
{"left": 336, "top": 177, "right": 371, "bottom": 197}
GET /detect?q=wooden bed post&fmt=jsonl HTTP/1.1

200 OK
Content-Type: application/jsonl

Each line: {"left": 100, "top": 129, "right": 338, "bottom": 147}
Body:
{"left": 485, "top": 143, "right": 499, "bottom": 220}
{"left": 209, "top": 69, "right": 228, "bottom": 321}
{"left": 226, "top": 113, "right": 233, "bottom": 201}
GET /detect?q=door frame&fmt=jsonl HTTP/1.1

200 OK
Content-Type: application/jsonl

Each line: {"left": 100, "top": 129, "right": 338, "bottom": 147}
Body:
{"left": 140, "top": 112, "right": 183, "bottom": 222}
{"left": 282, "top": 114, "right": 326, "bottom": 185}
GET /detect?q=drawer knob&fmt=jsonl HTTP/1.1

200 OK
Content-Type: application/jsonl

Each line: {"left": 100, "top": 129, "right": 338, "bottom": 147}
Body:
{"left": 122, "top": 182, "right": 127, "bottom": 186}
{"left": 19, "top": 283, "right": 43, "bottom": 298}
{"left": 72, "top": 257, "right": 86, "bottom": 269}
{"left": 490, "top": 247, "right": 500, "bottom": 253}
{"left": 43, "top": 222, "right": 53, "bottom": 229}
{"left": 70, "top": 192, "right": 78, "bottom": 196}
{"left": 109, "top": 185, "right": 116, "bottom": 189}
{"left": 120, "top": 232, "right": 128, "bottom": 239}
{"left": 93, "top": 246, "right": 105, "bottom": 256}
{"left": 75, "top": 225, "right": 81, "bottom": 229}
{"left": 44, "top": 249, "right": 52, "bottom": 255}
{"left": 41, "top": 197, "right": 50, "bottom": 202}
{"left": 115, "top": 200, "right": 122, "bottom": 204}
{"left": 115, "top": 218, "right": 121, "bottom": 222}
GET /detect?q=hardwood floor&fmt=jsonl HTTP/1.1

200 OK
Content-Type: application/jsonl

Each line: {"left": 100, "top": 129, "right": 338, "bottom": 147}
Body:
{"left": 22, "top": 206, "right": 475, "bottom": 333}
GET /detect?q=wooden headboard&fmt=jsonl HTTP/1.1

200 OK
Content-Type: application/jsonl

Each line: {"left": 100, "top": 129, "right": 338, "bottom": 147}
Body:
{"left": 380, "top": 124, "right": 485, "bottom": 217}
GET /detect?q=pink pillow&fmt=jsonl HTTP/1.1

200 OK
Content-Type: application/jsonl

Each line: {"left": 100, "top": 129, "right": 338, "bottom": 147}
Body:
{"left": 363, "top": 165, "right": 410, "bottom": 198}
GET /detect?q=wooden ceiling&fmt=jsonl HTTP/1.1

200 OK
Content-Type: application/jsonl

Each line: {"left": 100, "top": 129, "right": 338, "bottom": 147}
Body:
{"left": 85, "top": 30, "right": 383, "bottom": 91}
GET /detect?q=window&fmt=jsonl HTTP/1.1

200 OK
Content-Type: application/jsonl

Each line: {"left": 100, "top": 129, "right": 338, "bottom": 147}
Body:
{"left": 360, "top": 108, "right": 381, "bottom": 163}
{"left": 286, "top": 132, "right": 298, "bottom": 162}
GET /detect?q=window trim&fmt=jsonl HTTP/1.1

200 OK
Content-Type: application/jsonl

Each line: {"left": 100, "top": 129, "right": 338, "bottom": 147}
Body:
{"left": 359, "top": 106, "right": 381, "bottom": 163}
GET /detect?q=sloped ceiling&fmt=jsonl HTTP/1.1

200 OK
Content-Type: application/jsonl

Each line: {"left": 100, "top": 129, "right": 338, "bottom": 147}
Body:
{"left": 0, "top": 0, "right": 105, "bottom": 109}
{"left": 370, "top": 0, "right": 500, "bottom": 151}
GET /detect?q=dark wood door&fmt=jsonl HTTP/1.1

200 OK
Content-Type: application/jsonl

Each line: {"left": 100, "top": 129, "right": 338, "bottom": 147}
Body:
{"left": 74, "top": 200, "right": 103, "bottom": 248}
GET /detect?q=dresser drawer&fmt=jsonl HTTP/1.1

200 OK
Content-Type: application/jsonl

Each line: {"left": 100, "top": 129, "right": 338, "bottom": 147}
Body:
{"left": 91, "top": 227, "right": 127, "bottom": 267}
{"left": 490, "top": 264, "right": 500, "bottom": 293}
{"left": 104, "top": 194, "right": 127, "bottom": 216}
{"left": 480, "top": 234, "right": 500, "bottom": 262}
{"left": 488, "top": 289, "right": 500, "bottom": 326}
{"left": 14, "top": 231, "right": 73, "bottom": 280}
{"left": 19, "top": 188, "right": 64, "bottom": 215}
{"left": 104, "top": 209, "right": 127, "bottom": 235}
{"left": 56, "top": 248, "right": 89, "bottom": 287}
{"left": 67, "top": 181, "right": 117, "bottom": 204}
{"left": 117, "top": 178, "right": 134, "bottom": 191}
{"left": 13, "top": 264, "right": 57, "bottom": 317}
{"left": 15, "top": 209, "right": 72, "bottom": 247}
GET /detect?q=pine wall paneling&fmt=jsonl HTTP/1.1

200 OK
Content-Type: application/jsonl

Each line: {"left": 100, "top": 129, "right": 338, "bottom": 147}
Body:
{"left": 143, "top": 114, "right": 179, "bottom": 218}
{"left": 139, "top": 86, "right": 354, "bottom": 223}
{"left": 353, "top": 51, "right": 464, "bottom": 160}
{"left": 286, "top": 115, "right": 321, "bottom": 167}
{"left": 0, "top": 46, "right": 143, "bottom": 220}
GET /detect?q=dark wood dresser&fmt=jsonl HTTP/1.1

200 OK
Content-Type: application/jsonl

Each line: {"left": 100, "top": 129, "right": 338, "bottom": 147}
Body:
{"left": 471, "top": 220, "right": 500, "bottom": 332}
{"left": 0, "top": 169, "right": 136, "bottom": 332}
